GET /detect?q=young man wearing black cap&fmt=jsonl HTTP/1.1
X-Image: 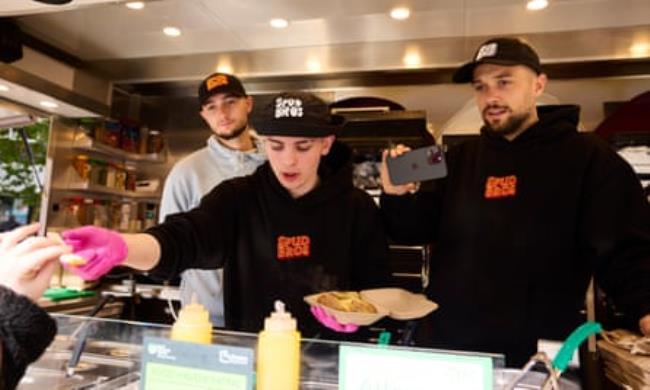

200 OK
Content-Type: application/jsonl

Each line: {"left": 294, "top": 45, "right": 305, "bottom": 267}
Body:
{"left": 380, "top": 37, "right": 650, "bottom": 366}
{"left": 60, "top": 92, "right": 391, "bottom": 336}
{"left": 159, "top": 73, "right": 266, "bottom": 327}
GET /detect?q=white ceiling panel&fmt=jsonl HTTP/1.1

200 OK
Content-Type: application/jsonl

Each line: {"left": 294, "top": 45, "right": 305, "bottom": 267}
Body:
{"left": 17, "top": 0, "right": 248, "bottom": 59}
{"left": 11, "top": 0, "right": 650, "bottom": 61}
{"left": 200, "top": 0, "right": 461, "bottom": 26}
{"left": 227, "top": 9, "right": 467, "bottom": 50}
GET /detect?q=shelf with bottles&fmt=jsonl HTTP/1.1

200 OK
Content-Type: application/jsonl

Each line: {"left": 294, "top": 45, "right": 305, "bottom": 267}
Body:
{"left": 48, "top": 197, "right": 159, "bottom": 234}
{"left": 60, "top": 153, "right": 162, "bottom": 200}
{"left": 72, "top": 118, "right": 167, "bottom": 164}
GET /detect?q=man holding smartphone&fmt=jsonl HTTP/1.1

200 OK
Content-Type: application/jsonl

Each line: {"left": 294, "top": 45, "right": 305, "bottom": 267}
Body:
{"left": 380, "top": 37, "right": 650, "bottom": 367}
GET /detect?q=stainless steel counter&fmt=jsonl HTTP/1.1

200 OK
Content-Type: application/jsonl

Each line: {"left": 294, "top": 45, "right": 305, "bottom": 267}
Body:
{"left": 18, "top": 314, "right": 580, "bottom": 389}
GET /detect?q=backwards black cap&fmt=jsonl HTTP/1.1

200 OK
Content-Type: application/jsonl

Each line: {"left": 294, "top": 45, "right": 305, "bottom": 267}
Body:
{"left": 453, "top": 37, "right": 543, "bottom": 83}
{"left": 256, "top": 92, "right": 344, "bottom": 137}
{"left": 198, "top": 72, "right": 247, "bottom": 106}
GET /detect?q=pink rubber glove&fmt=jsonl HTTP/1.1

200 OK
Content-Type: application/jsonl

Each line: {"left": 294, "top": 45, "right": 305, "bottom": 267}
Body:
{"left": 311, "top": 306, "right": 359, "bottom": 333}
{"left": 61, "top": 226, "right": 128, "bottom": 281}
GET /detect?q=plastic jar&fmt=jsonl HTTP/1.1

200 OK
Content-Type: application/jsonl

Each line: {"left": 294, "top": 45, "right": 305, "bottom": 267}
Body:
{"left": 114, "top": 164, "right": 127, "bottom": 190}
{"left": 147, "top": 130, "right": 163, "bottom": 154}
{"left": 125, "top": 166, "right": 137, "bottom": 191}
{"left": 72, "top": 155, "right": 91, "bottom": 181}
{"left": 105, "top": 163, "right": 117, "bottom": 188}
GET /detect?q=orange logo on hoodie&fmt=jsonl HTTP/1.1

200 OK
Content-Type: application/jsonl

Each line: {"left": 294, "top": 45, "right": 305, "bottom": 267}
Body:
{"left": 485, "top": 175, "right": 517, "bottom": 199}
{"left": 277, "top": 235, "right": 311, "bottom": 260}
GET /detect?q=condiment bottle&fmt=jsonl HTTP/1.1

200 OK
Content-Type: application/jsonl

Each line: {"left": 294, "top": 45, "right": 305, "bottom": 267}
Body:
{"left": 256, "top": 300, "right": 301, "bottom": 390}
{"left": 170, "top": 294, "right": 212, "bottom": 344}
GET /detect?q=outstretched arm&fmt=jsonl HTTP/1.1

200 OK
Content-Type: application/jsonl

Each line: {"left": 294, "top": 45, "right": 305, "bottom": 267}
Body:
{"left": 61, "top": 227, "right": 161, "bottom": 280}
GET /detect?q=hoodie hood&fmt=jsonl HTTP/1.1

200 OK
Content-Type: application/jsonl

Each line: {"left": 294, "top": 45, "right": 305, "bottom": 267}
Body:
{"left": 260, "top": 140, "right": 354, "bottom": 205}
{"left": 481, "top": 104, "right": 580, "bottom": 148}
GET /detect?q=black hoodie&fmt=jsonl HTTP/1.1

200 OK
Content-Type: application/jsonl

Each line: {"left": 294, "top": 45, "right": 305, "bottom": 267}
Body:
{"left": 0, "top": 286, "right": 56, "bottom": 390}
{"left": 148, "top": 141, "right": 391, "bottom": 335}
{"left": 381, "top": 105, "right": 650, "bottom": 366}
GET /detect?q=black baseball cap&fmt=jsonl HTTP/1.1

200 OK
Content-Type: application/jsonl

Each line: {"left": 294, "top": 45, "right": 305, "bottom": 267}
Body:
{"left": 452, "top": 37, "right": 543, "bottom": 83}
{"left": 256, "top": 92, "right": 344, "bottom": 137}
{"left": 198, "top": 72, "right": 247, "bottom": 106}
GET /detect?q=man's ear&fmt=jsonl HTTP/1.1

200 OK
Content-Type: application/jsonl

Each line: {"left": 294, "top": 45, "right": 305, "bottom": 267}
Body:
{"left": 533, "top": 73, "right": 547, "bottom": 98}
{"left": 245, "top": 96, "right": 253, "bottom": 114}
{"left": 321, "top": 135, "right": 335, "bottom": 155}
{"left": 199, "top": 108, "right": 209, "bottom": 124}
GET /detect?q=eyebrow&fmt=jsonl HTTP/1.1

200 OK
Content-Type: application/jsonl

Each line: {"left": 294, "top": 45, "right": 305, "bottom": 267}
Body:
{"left": 266, "top": 138, "right": 314, "bottom": 146}
{"left": 472, "top": 70, "right": 514, "bottom": 83}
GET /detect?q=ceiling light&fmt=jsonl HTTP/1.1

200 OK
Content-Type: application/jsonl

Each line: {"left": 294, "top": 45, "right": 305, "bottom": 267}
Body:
{"left": 630, "top": 42, "right": 650, "bottom": 58}
{"left": 270, "top": 18, "right": 289, "bottom": 29}
{"left": 40, "top": 101, "right": 58, "bottom": 109}
{"left": 0, "top": 85, "right": 9, "bottom": 92}
{"left": 125, "top": 2, "right": 145, "bottom": 10}
{"left": 163, "top": 26, "right": 181, "bottom": 37}
{"left": 216, "top": 64, "right": 233, "bottom": 74}
{"left": 403, "top": 47, "right": 422, "bottom": 67}
{"left": 306, "top": 59, "right": 322, "bottom": 72}
{"left": 527, "top": 0, "right": 548, "bottom": 11}
{"left": 390, "top": 7, "right": 411, "bottom": 20}
{"left": 403, "top": 53, "right": 421, "bottom": 67}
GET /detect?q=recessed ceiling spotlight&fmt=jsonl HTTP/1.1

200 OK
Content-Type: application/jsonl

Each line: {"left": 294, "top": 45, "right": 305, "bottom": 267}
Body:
{"left": 0, "top": 85, "right": 9, "bottom": 92}
{"left": 390, "top": 7, "right": 411, "bottom": 20}
{"left": 270, "top": 18, "right": 289, "bottom": 29}
{"left": 306, "top": 59, "right": 322, "bottom": 72}
{"left": 163, "top": 26, "right": 182, "bottom": 37}
{"left": 527, "top": 0, "right": 548, "bottom": 11}
{"left": 630, "top": 42, "right": 650, "bottom": 58}
{"left": 403, "top": 53, "right": 421, "bottom": 67}
{"left": 40, "top": 101, "right": 58, "bottom": 109}
{"left": 216, "top": 64, "right": 233, "bottom": 74}
{"left": 125, "top": 2, "right": 145, "bottom": 10}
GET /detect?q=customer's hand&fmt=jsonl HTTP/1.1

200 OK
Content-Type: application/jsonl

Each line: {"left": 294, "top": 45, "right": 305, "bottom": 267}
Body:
{"left": 640, "top": 314, "right": 650, "bottom": 336}
{"left": 61, "top": 226, "right": 128, "bottom": 281}
{"left": 311, "top": 306, "right": 359, "bottom": 333}
{"left": 380, "top": 144, "right": 419, "bottom": 195}
{"left": 0, "top": 223, "right": 70, "bottom": 301}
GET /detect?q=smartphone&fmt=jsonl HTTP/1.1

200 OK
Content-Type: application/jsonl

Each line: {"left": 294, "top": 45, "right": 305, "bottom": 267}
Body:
{"left": 386, "top": 145, "right": 447, "bottom": 185}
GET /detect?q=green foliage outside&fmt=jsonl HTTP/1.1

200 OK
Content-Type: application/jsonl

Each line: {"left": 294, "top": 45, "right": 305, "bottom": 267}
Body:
{"left": 0, "top": 119, "right": 49, "bottom": 222}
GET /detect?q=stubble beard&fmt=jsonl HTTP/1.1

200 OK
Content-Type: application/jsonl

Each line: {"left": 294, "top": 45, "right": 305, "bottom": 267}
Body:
{"left": 483, "top": 106, "right": 530, "bottom": 138}
{"left": 216, "top": 121, "right": 248, "bottom": 141}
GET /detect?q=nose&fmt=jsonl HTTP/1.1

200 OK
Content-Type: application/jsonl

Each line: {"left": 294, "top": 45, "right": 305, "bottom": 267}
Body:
{"left": 217, "top": 105, "right": 230, "bottom": 118}
{"left": 281, "top": 149, "right": 298, "bottom": 167}
{"left": 483, "top": 86, "right": 500, "bottom": 105}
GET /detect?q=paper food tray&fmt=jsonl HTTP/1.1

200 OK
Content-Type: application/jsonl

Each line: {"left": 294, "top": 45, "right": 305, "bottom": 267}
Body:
{"left": 304, "top": 287, "right": 438, "bottom": 326}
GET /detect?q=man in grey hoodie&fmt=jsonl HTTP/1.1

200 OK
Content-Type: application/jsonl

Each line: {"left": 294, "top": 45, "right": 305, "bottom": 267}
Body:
{"left": 159, "top": 73, "right": 266, "bottom": 326}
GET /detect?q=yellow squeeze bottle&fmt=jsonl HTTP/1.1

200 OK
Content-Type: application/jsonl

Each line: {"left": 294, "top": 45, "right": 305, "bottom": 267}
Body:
{"left": 170, "top": 295, "right": 213, "bottom": 344}
{"left": 256, "top": 300, "right": 301, "bottom": 390}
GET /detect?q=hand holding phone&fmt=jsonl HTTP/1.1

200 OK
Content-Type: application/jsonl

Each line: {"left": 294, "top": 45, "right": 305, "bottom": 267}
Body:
{"left": 386, "top": 145, "right": 447, "bottom": 185}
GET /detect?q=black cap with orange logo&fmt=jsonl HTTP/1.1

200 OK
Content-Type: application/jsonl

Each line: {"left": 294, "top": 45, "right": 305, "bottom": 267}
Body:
{"left": 198, "top": 72, "right": 247, "bottom": 106}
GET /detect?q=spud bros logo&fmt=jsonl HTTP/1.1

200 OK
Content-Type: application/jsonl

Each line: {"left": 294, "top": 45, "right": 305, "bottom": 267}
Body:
{"left": 484, "top": 175, "right": 517, "bottom": 199}
{"left": 277, "top": 235, "right": 311, "bottom": 260}
{"left": 275, "top": 97, "right": 304, "bottom": 119}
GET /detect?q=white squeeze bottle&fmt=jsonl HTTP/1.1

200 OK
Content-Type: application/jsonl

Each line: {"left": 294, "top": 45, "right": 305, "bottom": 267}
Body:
{"left": 256, "top": 300, "right": 301, "bottom": 390}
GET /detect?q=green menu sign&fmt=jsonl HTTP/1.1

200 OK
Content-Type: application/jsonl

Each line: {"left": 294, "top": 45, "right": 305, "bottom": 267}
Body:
{"left": 140, "top": 337, "right": 254, "bottom": 390}
{"left": 339, "top": 345, "right": 493, "bottom": 390}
